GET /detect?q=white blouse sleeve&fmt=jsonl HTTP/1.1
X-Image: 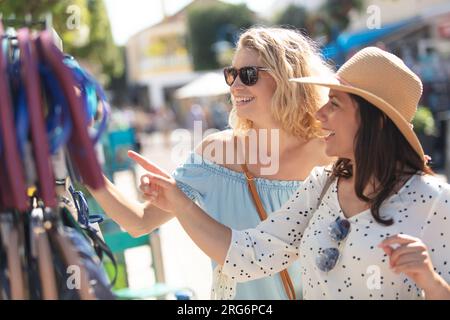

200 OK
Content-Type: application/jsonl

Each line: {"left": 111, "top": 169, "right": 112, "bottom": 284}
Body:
{"left": 420, "top": 184, "right": 450, "bottom": 288}
{"left": 211, "top": 166, "right": 330, "bottom": 299}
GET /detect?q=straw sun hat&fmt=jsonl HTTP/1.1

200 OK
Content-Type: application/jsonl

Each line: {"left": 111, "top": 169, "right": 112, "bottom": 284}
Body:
{"left": 290, "top": 46, "right": 425, "bottom": 162}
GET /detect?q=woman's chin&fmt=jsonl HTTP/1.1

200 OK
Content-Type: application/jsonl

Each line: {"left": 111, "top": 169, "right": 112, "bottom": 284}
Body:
{"left": 236, "top": 107, "right": 253, "bottom": 119}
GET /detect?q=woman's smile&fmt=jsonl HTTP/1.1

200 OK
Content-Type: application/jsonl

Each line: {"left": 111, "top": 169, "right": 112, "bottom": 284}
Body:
{"left": 233, "top": 96, "right": 255, "bottom": 107}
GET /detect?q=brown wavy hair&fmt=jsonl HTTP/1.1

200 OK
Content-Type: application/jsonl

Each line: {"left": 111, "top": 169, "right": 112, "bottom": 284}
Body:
{"left": 331, "top": 94, "right": 433, "bottom": 226}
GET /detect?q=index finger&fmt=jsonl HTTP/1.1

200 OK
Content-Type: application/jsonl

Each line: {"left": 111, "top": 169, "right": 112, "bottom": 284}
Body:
{"left": 128, "top": 150, "right": 170, "bottom": 178}
{"left": 379, "top": 234, "right": 418, "bottom": 247}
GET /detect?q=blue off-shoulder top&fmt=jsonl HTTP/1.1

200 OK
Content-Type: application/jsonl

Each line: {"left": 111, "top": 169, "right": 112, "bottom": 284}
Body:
{"left": 173, "top": 152, "right": 304, "bottom": 300}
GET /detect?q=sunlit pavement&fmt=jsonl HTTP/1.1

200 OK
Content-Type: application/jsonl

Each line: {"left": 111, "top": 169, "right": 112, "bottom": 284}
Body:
{"left": 113, "top": 132, "right": 212, "bottom": 299}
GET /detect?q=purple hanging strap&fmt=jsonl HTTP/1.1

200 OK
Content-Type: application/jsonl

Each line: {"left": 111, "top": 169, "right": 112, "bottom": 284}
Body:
{"left": 36, "top": 30, "right": 104, "bottom": 190}
{"left": 0, "top": 21, "right": 28, "bottom": 210}
{"left": 17, "top": 28, "right": 57, "bottom": 207}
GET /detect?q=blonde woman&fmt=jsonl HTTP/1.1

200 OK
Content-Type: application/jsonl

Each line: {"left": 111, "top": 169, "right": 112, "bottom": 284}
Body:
{"left": 90, "top": 27, "right": 333, "bottom": 299}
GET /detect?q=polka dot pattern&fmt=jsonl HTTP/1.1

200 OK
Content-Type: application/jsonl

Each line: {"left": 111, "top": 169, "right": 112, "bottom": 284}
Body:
{"left": 219, "top": 167, "right": 450, "bottom": 300}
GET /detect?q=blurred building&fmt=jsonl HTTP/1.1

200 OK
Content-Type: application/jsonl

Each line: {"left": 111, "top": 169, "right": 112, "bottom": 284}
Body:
{"left": 324, "top": 0, "right": 450, "bottom": 60}
{"left": 264, "top": 0, "right": 325, "bottom": 19}
{"left": 348, "top": 0, "right": 449, "bottom": 32}
{"left": 125, "top": 0, "right": 219, "bottom": 110}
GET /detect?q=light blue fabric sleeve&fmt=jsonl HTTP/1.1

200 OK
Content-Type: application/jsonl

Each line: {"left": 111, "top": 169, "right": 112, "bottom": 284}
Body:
{"left": 171, "top": 151, "right": 311, "bottom": 300}
{"left": 172, "top": 152, "right": 208, "bottom": 203}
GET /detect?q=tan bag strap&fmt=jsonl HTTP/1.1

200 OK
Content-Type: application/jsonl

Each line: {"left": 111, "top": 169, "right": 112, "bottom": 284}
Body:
{"left": 7, "top": 227, "right": 26, "bottom": 299}
{"left": 317, "top": 173, "right": 335, "bottom": 210}
{"left": 235, "top": 136, "right": 296, "bottom": 300}
{"left": 35, "top": 227, "right": 58, "bottom": 300}
{"left": 0, "top": 215, "right": 26, "bottom": 299}
{"left": 240, "top": 133, "right": 334, "bottom": 300}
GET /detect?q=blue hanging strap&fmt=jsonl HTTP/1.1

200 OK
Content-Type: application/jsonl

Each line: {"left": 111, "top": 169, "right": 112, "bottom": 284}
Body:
{"left": 63, "top": 56, "right": 109, "bottom": 145}
{"left": 4, "top": 38, "right": 29, "bottom": 159}
{"left": 14, "top": 85, "right": 29, "bottom": 158}
{"left": 66, "top": 184, "right": 116, "bottom": 285}
{"left": 39, "top": 63, "right": 73, "bottom": 154}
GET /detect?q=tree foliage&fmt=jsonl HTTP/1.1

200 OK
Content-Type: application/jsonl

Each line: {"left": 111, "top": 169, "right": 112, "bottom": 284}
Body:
{"left": 274, "top": 4, "right": 309, "bottom": 31}
{"left": 186, "top": 2, "right": 255, "bottom": 70}
{"left": 321, "top": 0, "right": 364, "bottom": 41}
{"left": 0, "top": 0, "right": 123, "bottom": 85}
{"left": 275, "top": 0, "right": 364, "bottom": 44}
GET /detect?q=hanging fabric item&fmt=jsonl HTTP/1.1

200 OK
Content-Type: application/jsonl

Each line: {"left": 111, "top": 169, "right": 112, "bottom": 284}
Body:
{"left": 17, "top": 28, "right": 56, "bottom": 207}
{"left": 36, "top": 30, "right": 105, "bottom": 190}
{"left": 30, "top": 207, "right": 58, "bottom": 300}
{"left": 0, "top": 22, "right": 28, "bottom": 211}
{"left": 0, "top": 17, "right": 116, "bottom": 300}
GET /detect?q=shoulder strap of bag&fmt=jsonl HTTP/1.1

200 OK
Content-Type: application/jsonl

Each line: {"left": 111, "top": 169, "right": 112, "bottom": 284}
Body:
{"left": 317, "top": 172, "right": 335, "bottom": 210}
{"left": 241, "top": 163, "right": 297, "bottom": 300}
{"left": 235, "top": 136, "right": 297, "bottom": 300}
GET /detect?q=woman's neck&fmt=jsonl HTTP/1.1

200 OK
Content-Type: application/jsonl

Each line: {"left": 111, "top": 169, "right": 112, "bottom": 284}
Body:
{"left": 341, "top": 161, "right": 379, "bottom": 199}
{"left": 250, "top": 125, "right": 307, "bottom": 158}
{"left": 349, "top": 160, "right": 414, "bottom": 198}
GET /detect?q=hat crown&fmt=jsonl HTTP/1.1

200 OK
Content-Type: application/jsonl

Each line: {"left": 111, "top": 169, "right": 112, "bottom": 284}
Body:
{"left": 337, "top": 47, "right": 423, "bottom": 122}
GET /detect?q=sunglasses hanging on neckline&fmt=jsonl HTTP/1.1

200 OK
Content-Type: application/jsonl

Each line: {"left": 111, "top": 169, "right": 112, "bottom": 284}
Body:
{"left": 316, "top": 216, "right": 351, "bottom": 272}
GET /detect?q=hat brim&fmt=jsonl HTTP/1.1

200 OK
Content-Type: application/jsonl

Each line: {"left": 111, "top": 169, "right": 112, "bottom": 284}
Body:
{"left": 290, "top": 76, "right": 425, "bottom": 161}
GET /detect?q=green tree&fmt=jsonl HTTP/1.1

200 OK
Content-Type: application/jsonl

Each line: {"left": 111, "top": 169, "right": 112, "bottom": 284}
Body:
{"left": 272, "top": 0, "right": 362, "bottom": 44}
{"left": 0, "top": 0, "right": 123, "bottom": 85}
{"left": 413, "top": 106, "right": 436, "bottom": 136}
{"left": 186, "top": 1, "right": 255, "bottom": 70}
{"left": 320, "top": 0, "right": 364, "bottom": 41}
{"left": 274, "top": 4, "right": 309, "bottom": 31}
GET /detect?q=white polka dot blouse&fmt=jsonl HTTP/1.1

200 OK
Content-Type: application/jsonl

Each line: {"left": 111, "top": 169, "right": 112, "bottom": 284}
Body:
{"left": 213, "top": 166, "right": 450, "bottom": 300}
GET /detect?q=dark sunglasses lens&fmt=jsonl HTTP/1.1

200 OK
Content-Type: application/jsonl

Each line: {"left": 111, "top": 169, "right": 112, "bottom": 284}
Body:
{"left": 240, "top": 67, "right": 258, "bottom": 86}
{"left": 224, "top": 67, "right": 237, "bottom": 86}
{"left": 316, "top": 248, "right": 339, "bottom": 272}
{"left": 328, "top": 218, "right": 351, "bottom": 242}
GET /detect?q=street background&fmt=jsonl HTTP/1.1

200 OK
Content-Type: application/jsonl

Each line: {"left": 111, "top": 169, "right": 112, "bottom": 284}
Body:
{"left": 3, "top": 0, "right": 450, "bottom": 299}
{"left": 113, "top": 132, "right": 213, "bottom": 299}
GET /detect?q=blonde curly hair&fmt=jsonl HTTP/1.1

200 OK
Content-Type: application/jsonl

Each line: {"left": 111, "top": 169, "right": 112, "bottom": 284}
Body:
{"left": 229, "top": 27, "right": 333, "bottom": 139}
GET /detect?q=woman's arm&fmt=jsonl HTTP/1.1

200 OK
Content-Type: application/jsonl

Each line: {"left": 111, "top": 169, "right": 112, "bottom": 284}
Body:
{"left": 87, "top": 175, "right": 175, "bottom": 237}
{"left": 141, "top": 164, "right": 327, "bottom": 281}
{"left": 136, "top": 168, "right": 232, "bottom": 264}
{"left": 423, "top": 275, "right": 450, "bottom": 300}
